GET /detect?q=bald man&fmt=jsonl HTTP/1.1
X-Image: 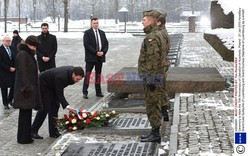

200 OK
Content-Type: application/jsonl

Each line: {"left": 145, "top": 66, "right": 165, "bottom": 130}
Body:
{"left": 0, "top": 36, "right": 16, "bottom": 109}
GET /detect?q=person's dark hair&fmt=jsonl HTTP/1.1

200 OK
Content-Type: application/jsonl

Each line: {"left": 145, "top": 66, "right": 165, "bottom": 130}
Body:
{"left": 41, "top": 23, "right": 49, "bottom": 28}
{"left": 158, "top": 17, "right": 166, "bottom": 25}
{"left": 73, "top": 67, "right": 84, "bottom": 77}
{"left": 91, "top": 18, "right": 98, "bottom": 21}
{"left": 13, "top": 30, "right": 19, "bottom": 34}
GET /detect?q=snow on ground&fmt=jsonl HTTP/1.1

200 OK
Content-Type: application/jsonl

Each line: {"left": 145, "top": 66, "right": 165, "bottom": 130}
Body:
{"left": 205, "top": 28, "right": 234, "bottom": 50}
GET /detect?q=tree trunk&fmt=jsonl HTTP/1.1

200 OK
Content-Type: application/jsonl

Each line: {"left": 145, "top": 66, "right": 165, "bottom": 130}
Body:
{"left": 4, "top": 0, "right": 8, "bottom": 33}
{"left": 52, "top": 0, "right": 56, "bottom": 23}
{"left": 64, "top": 0, "right": 69, "bottom": 32}
{"left": 114, "top": 0, "right": 119, "bottom": 24}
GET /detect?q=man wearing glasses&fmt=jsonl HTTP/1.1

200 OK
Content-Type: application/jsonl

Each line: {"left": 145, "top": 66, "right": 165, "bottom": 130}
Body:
{"left": 0, "top": 36, "right": 16, "bottom": 109}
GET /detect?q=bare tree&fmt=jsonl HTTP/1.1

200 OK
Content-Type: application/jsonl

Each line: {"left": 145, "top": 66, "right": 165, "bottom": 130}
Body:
{"left": 114, "top": 0, "right": 119, "bottom": 24}
{"left": 128, "top": 0, "right": 137, "bottom": 22}
{"left": 86, "top": 0, "right": 100, "bottom": 17}
{"left": 4, "top": 0, "right": 9, "bottom": 33}
{"left": 62, "top": 0, "right": 69, "bottom": 32}
{"left": 33, "top": 0, "right": 37, "bottom": 23}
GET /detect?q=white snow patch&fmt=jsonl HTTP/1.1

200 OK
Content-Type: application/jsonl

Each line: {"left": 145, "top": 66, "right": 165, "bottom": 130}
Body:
{"left": 205, "top": 28, "right": 234, "bottom": 50}
{"left": 180, "top": 93, "right": 194, "bottom": 97}
{"left": 217, "top": 0, "right": 235, "bottom": 15}
{"left": 158, "top": 148, "right": 166, "bottom": 155}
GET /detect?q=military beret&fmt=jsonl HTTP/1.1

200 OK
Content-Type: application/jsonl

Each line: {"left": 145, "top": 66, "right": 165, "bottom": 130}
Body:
{"left": 143, "top": 10, "right": 161, "bottom": 18}
{"left": 159, "top": 12, "right": 167, "bottom": 19}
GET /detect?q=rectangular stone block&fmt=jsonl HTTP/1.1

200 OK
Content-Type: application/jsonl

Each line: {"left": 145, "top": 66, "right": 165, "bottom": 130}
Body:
{"left": 62, "top": 142, "right": 158, "bottom": 156}
{"left": 107, "top": 67, "right": 225, "bottom": 94}
{"left": 82, "top": 113, "right": 151, "bottom": 136}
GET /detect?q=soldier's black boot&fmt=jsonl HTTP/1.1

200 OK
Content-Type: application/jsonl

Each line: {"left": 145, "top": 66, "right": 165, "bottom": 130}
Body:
{"left": 140, "top": 129, "right": 154, "bottom": 139}
{"left": 141, "top": 127, "right": 161, "bottom": 143}
{"left": 162, "top": 105, "right": 169, "bottom": 121}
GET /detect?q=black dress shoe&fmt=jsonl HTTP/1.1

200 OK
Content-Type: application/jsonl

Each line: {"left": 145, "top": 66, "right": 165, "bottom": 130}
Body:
{"left": 31, "top": 133, "right": 43, "bottom": 139}
{"left": 50, "top": 132, "right": 61, "bottom": 138}
{"left": 83, "top": 94, "right": 88, "bottom": 99}
{"left": 96, "top": 93, "right": 104, "bottom": 97}
{"left": 18, "top": 138, "right": 34, "bottom": 144}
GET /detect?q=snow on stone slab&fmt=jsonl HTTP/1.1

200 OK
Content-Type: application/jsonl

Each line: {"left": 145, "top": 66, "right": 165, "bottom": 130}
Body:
{"left": 205, "top": 28, "right": 234, "bottom": 50}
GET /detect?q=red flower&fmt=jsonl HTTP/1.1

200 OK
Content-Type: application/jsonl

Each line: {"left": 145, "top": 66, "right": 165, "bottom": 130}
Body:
{"left": 64, "top": 114, "right": 68, "bottom": 119}
{"left": 68, "top": 126, "right": 73, "bottom": 131}
{"left": 68, "top": 117, "right": 72, "bottom": 122}
{"left": 85, "top": 119, "right": 91, "bottom": 124}
{"left": 93, "top": 112, "right": 98, "bottom": 117}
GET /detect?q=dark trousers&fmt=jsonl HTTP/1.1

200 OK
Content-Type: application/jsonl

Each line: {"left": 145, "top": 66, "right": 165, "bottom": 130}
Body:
{"left": 82, "top": 62, "right": 103, "bottom": 95}
{"left": 1, "top": 87, "right": 14, "bottom": 106}
{"left": 31, "top": 102, "right": 60, "bottom": 135}
{"left": 17, "top": 109, "right": 32, "bottom": 143}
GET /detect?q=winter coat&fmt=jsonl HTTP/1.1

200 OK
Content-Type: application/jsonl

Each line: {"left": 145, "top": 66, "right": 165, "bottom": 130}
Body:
{"left": 13, "top": 44, "right": 42, "bottom": 110}
{"left": 11, "top": 35, "right": 23, "bottom": 54}
{"left": 36, "top": 32, "right": 57, "bottom": 71}
{"left": 0, "top": 45, "right": 16, "bottom": 88}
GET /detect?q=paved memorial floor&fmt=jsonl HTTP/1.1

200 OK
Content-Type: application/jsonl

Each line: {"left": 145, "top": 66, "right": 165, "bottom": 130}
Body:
{"left": 0, "top": 33, "right": 234, "bottom": 156}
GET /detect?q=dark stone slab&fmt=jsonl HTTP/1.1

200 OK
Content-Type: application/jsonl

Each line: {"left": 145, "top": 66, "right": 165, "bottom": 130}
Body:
{"left": 204, "top": 33, "right": 234, "bottom": 62}
{"left": 62, "top": 142, "right": 158, "bottom": 156}
{"left": 107, "top": 67, "right": 225, "bottom": 94}
{"left": 82, "top": 114, "right": 151, "bottom": 135}
{"left": 210, "top": 1, "right": 234, "bottom": 29}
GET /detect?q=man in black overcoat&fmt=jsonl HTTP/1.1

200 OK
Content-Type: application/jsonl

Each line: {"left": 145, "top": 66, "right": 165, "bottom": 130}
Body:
{"left": 11, "top": 30, "right": 23, "bottom": 55}
{"left": 0, "top": 36, "right": 16, "bottom": 109}
{"left": 36, "top": 23, "right": 57, "bottom": 72}
{"left": 82, "top": 17, "right": 109, "bottom": 99}
{"left": 31, "top": 66, "right": 84, "bottom": 139}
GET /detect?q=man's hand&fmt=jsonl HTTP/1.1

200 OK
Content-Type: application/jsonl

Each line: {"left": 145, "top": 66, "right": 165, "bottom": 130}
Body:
{"left": 67, "top": 105, "right": 76, "bottom": 113}
{"left": 42, "top": 57, "right": 50, "bottom": 62}
{"left": 9, "top": 67, "right": 15, "bottom": 72}
{"left": 97, "top": 51, "right": 104, "bottom": 57}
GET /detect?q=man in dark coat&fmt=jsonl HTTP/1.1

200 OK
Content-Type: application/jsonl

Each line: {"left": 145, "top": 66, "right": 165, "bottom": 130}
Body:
{"left": 36, "top": 23, "right": 57, "bottom": 72}
{"left": 11, "top": 30, "right": 23, "bottom": 54}
{"left": 0, "top": 36, "right": 16, "bottom": 109}
{"left": 31, "top": 66, "right": 84, "bottom": 139}
{"left": 82, "top": 17, "right": 109, "bottom": 99}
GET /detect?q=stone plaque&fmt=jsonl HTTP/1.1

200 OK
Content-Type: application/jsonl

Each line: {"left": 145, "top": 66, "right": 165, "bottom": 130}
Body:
{"left": 62, "top": 142, "right": 158, "bottom": 156}
{"left": 82, "top": 114, "right": 151, "bottom": 135}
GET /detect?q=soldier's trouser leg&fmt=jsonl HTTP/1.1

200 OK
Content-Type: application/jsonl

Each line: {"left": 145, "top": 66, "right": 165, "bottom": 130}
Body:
{"left": 141, "top": 87, "right": 162, "bottom": 143}
{"left": 160, "top": 77, "right": 169, "bottom": 121}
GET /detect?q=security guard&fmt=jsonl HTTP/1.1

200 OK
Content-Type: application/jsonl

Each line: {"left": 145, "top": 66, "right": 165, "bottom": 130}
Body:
{"left": 138, "top": 10, "right": 168, "bottom": 143}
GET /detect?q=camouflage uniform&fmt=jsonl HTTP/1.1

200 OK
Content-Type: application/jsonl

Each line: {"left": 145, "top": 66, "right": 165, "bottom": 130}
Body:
{"left": 138, "top": 17, "right": 168, "bottom": 128}
{"left": 157, "top": 13, "right": 170, "bottom": 112}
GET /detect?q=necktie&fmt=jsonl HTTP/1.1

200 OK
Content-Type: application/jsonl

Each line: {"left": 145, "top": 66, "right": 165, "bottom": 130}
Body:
{"left": 7, "top": 47, "right": 12, "bottom": 59}
{"left": 95, "top": 30, "right": 99, "bottom": 51}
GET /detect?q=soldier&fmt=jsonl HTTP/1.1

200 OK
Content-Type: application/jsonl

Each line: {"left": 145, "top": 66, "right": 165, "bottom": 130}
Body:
{"left": 138, "top": 10, "right": 168, "bottom": 143}
{"left": 157, "top": 12, "right": 170, "bottom": 122}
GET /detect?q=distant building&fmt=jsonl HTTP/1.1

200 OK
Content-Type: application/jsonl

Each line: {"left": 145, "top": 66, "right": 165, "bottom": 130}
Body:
{"left": 180, "top": 11, "right": 201, "bottom": 21}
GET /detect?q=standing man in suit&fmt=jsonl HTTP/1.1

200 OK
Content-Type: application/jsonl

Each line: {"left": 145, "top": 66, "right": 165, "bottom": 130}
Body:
{"left": 31, "top": 66, "right": 84, "bottom": 139}
{"left": 0, "top": 36, "right": 16, "bottom": 109}
{"left": 82, "top": 18, "right": 109, "bottom": 99}
{"left": 36, "top": 23, "right": 57, "bottom": 72}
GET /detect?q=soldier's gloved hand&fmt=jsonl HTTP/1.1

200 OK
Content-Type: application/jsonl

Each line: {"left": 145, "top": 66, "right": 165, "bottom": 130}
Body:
{"left": 148, "top": 84, "right": 155, "bottom": 91}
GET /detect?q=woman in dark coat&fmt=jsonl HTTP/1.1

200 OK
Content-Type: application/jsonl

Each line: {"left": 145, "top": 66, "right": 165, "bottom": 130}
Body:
{"left": 13, "top": 36, "right": 42, "bottom": 144}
